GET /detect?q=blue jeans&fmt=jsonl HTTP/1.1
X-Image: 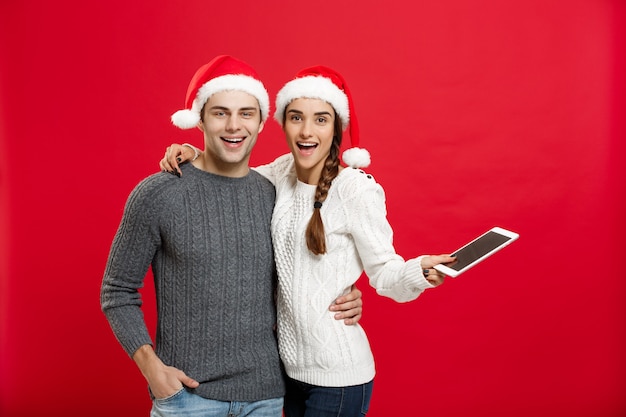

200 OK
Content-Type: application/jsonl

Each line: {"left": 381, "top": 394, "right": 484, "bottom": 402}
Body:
{"left": 150, "top": 388, "right": 283, "bottom": 417}
{"left": 284, "top": 377, "right": 374, "bottom": 417}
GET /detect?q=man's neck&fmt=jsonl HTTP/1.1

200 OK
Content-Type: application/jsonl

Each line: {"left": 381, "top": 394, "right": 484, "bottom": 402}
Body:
{"left": 192, "top": 153, "right": 251, "bottom": 178}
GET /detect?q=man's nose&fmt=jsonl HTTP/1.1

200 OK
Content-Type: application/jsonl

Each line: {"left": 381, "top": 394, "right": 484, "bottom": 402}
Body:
{"left": 226, "top": 115, "right": 241, "bottom": 131}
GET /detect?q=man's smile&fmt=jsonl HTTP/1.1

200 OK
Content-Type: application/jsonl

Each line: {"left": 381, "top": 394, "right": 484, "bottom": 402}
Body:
{"left": 222, "top": 136, "right": 245, "bottom": 144}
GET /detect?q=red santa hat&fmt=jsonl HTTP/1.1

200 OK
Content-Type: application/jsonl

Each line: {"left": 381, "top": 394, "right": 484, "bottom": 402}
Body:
{"left": 274, "top": 65, "right": 371, "bottom": 168}
{"left": 171, "top": 55, "right": 270, "bottom": 129}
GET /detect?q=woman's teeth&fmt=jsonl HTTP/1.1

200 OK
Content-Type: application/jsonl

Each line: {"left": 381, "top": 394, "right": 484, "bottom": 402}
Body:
{"left": 297, "top": 142, "right": 317, "bottom": 149}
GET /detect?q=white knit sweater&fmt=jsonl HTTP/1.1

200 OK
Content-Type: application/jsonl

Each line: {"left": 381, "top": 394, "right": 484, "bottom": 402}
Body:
{"left": 255, "top": 154, "right": 434, "bottom": 387}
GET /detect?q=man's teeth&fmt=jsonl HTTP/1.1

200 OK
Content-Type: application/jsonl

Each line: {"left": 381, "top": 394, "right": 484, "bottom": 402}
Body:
{"left": 223, "top": 138, "right": 244, "bottom": 143}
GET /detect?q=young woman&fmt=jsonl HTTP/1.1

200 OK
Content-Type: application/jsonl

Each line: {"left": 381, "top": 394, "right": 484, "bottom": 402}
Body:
{"left": 161, "top": 66, "right": 455, "bottom": 417}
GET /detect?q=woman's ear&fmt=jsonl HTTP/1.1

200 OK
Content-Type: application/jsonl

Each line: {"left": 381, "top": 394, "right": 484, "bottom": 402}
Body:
{"left": 196, "top": 121, "right": 204, "bottom": 132}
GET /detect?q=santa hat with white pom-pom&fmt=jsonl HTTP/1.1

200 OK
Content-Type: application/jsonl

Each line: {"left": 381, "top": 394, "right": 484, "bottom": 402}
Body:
{"left": 274, "top": 65, "right": 371, "bottom": 168}
{"left": 171, "top": 55, "right": 270, "bottom": 129}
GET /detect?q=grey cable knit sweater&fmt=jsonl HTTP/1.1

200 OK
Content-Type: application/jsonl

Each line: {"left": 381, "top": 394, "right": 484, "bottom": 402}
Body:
{"left": 101, "top": 163, "right": 285, "bottom": 402}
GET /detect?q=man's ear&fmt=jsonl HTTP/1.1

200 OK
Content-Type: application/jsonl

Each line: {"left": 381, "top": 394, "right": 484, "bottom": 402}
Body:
{"left": 258, "top": 120, "right": 265, "bottom": 134}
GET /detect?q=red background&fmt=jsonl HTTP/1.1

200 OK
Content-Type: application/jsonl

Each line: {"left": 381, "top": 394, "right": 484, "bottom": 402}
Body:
{"left": 1, "top": 1, "right": 625, "bottom": 416}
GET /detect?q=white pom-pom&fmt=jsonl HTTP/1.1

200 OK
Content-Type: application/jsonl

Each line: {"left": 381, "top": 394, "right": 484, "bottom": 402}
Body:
{"left": 171, "top": 109, "right": 200, "bottom": 129}
{"left": 342, "top": 147, "right": 371, "bottom": 168}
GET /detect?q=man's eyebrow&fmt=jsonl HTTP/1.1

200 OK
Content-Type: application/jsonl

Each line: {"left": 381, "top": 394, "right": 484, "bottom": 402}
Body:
{"left": 208, "top": 106, "right": 258, "bottom": 112}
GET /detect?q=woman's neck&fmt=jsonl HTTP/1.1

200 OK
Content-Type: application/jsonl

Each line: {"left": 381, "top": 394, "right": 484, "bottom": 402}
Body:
{"left": 295, "top": 164, "right": 344, "bottom": 185}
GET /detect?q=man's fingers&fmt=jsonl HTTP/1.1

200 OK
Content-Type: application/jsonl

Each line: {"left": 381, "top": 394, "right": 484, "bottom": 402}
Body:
{"left": 340, "top": 312, "right": 362, "bottom": 326}
{"left": 177, "top": 369, "right": 200, "bottom": 388}
{"left": 182, "top": 376, "right": 200, "bottom": 388}
{"left": 334, "top": 305, "right": 362, "bottom": 318}
{"left": 337, "top": 292, "right": 358, "bottom": 304}
{"left": 330, "top": 297, "right": 363, "bottom": 312}
{"left": 331, "top": 299, "right": 356, "bottom": 310}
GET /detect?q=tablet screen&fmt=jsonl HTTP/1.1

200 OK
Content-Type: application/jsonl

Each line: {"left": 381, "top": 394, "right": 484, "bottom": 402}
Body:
{"left": 447, "top": 231, "right": 513, "bottom": 272}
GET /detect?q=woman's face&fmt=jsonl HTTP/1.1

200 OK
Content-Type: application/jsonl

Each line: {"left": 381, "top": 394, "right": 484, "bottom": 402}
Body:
{"left": 283, "top": 98, "right": 336, "bottom": 184}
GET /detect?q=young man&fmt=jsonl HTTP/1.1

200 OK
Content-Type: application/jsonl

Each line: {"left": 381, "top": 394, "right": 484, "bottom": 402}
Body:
{"left": 101, "top": 55, "right": 361, "bottom": 417}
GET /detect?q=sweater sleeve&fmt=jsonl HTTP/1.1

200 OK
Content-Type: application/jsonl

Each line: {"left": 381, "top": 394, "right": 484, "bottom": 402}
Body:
{"left": 343, "top": 171, "right": 434, "bottom": 302}
{"left": 100, "top": 176, "right": 163, "bottom": 357}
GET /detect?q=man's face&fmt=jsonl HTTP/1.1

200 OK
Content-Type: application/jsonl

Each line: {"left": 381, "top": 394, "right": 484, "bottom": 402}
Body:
{"left": 198, "top": 90, "right": 264, "bottom": 176}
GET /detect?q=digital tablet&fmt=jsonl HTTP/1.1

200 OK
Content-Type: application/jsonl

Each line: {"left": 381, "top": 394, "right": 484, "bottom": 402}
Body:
{"left": 433, "top": 227, "right": 519, "bottom": 277}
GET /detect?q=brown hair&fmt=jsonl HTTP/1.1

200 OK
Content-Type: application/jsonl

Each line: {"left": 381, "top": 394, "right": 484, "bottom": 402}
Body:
{"left": 305, "top": 114, "right": 343, "bottom": 255}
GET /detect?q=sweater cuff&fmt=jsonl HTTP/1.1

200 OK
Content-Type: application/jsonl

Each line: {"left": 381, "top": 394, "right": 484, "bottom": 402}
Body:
{"left": 406, "top": 256, "right": 435, "bottom": 291}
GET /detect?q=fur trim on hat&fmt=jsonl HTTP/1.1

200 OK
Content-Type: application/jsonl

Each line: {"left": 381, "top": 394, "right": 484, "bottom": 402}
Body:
{"left": 274, "top": 76, "right": 349, "bottom": 129}
{"left": 342, "top": 147, "right": 371, "bottom": 168}
{"left": 172, "top": 74, "right": 270, "bottom": 129}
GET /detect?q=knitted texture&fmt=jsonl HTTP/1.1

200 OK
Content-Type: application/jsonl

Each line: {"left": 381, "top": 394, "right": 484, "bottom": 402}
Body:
{"left": 254, "top": 154, "right": 433, "bottom": 387}
{"left": 101, "top": 163, "right": 285, "bottom": 401}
